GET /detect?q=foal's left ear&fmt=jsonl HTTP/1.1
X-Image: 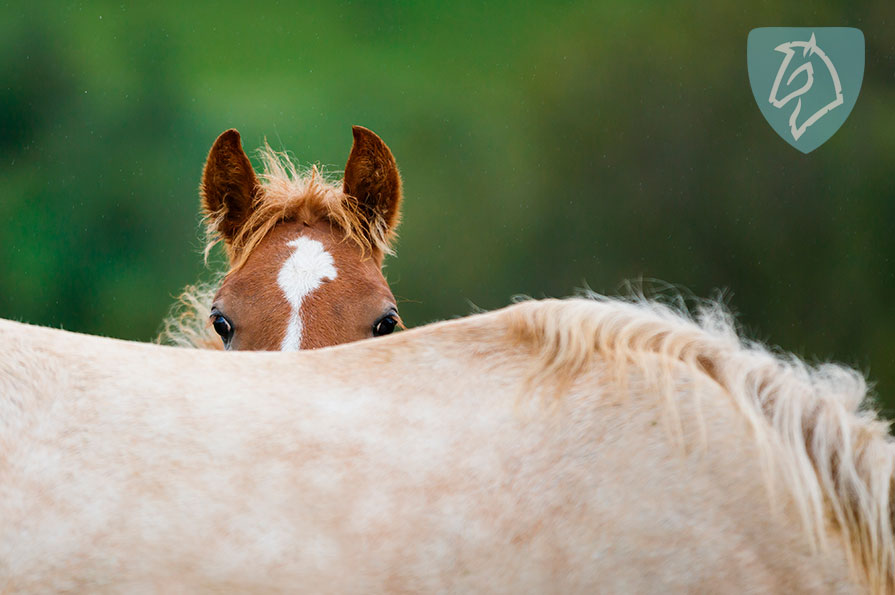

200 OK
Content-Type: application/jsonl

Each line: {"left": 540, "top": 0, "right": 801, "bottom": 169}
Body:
{"left": 343, "top": 126, "right": 402, "bottom": 245}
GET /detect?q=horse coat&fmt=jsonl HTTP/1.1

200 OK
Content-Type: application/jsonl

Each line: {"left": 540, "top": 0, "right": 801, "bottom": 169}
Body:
{"left": 1, "top": 298, "right": 891, "bottom": 592}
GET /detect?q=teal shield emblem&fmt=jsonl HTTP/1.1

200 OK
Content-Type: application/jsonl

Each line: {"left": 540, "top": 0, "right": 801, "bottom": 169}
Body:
{"left": 747, "top": 28, "right": 864, "bottom": 153}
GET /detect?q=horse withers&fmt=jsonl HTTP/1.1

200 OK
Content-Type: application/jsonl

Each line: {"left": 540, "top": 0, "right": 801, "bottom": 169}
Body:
{"left": 161, "top": 126, "right": 403, "bottom": 351}
{"left": 2, "top": 296, "right": 892, "bottom": 592}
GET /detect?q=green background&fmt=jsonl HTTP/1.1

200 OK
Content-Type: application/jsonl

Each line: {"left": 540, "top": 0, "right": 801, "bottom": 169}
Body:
{"left": 2, "top": 1, "right": 894, "bottom": 411}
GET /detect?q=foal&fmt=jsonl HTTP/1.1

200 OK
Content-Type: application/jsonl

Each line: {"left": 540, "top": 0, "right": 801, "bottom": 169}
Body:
{"left": 163, "top": 126, "right": 403, "bottom": 350}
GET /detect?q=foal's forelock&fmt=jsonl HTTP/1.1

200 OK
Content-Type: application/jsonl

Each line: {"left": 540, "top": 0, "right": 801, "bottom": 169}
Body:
{"left": 216, "top": 146, "right": 392, "bottom": 274}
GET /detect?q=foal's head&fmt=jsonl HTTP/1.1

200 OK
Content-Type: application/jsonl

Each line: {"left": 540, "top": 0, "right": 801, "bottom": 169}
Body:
{"left": 199, "top": 126, "right": 402, "bottom": 351}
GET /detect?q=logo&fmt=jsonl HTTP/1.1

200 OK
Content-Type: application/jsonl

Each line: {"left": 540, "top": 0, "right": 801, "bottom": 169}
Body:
{"left": 747, "top": 28, "right": 864, "bottom": 153}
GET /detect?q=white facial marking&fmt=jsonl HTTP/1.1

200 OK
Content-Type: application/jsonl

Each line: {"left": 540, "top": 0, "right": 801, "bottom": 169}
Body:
{"left": 276, "top": 237, "right": 338, "bottom": 351}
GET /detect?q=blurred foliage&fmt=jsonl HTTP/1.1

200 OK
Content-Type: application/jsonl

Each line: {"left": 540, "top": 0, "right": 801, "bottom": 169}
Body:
{"left": 1, "top": 1, "right": 893, "bottom": 409}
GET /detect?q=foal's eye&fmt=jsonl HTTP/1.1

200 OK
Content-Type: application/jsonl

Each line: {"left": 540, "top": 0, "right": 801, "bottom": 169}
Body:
{"left": 210, "top": 310, "right": 234, "bottom": 346}
{"left": 373, "top": 313, "right": 399, "bottom": 337}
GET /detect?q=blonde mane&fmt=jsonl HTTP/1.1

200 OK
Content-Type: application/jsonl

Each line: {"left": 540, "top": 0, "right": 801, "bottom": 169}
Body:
{"left": 157, "top": 280, "right": 222, "bottom": 349}
{"left": 503, "top": 295, "right": 895, "bottom": 593}
{"left": 159, "top": 145, "right": 398, "bottom": 349}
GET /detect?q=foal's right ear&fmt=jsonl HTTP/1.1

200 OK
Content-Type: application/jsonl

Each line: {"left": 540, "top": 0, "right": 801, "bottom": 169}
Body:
{"left": 200, "top": 129, "right": 260, "bottom": 245}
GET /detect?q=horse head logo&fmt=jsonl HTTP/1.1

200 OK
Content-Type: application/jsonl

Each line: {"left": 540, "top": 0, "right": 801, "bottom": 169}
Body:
{"left": 748, "top": 28, "right": 864, "bottom": 153}
{"left": 768, "top": 33, "right": 843, "bottom": 141}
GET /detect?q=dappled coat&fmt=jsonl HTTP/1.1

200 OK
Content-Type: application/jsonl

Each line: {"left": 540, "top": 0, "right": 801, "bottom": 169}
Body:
{"left": 1, "top": 297, "right": 893, "bottom": 592}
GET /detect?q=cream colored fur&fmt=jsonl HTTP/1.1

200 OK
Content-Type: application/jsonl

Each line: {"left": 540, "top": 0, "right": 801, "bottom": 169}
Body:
{"left": 2, "top": 296, "right": 892, "bottom": 592}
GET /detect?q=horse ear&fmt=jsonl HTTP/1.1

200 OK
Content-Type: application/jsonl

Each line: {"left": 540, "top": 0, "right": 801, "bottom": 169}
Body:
{"left": 343, "top": 126, "right": 402, "bottom": 245}
{"left": 200, "top": 129, "right": 260, "bottom": 246}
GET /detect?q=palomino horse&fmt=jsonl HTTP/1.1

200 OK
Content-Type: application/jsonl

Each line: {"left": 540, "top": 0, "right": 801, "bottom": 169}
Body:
{"left": 161, "top": 126, "right": 403, "bottom": 351}
{"left": 1, "top": 296, "right": 892, "bottom": 592}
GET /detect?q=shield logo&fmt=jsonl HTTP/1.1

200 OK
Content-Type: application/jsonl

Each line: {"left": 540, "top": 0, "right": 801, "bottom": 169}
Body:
{"left": 747, "top": 28, "right": 864, "bottom": 153}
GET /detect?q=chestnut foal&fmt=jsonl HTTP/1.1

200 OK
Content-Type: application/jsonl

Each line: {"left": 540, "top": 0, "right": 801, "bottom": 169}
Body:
{"left": 163, "top": 126, "right": 403, "bottom": 351}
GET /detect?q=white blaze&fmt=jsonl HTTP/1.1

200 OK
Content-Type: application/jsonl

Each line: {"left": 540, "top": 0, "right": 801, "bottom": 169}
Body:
{"left": 276, "top": 237, "right": 338, "bottom": 351}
